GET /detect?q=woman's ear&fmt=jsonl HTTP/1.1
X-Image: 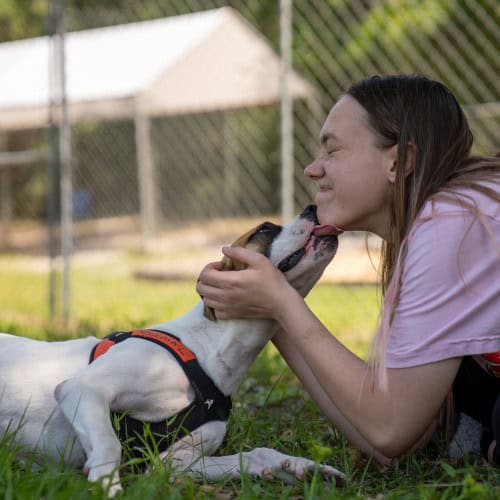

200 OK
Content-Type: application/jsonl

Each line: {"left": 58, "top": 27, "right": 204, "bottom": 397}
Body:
{"left": 387, "top": 143, "right": 416, "bottom": 183}
{"left": 386, "top": 144, "right": 399, "bottom": 184}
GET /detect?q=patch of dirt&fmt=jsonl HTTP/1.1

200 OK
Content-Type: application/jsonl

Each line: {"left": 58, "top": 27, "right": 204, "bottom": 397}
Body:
{"left": 2, "top": 216, "right": 381, "bottom": 283}
{"left": 134, "top": 227, "right": 381, "bottom": 284}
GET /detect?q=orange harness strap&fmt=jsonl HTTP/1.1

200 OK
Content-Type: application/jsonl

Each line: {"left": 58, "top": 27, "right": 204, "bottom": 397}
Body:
{"left": 89, "top": 329, "right": 232, "bottom": 458}
{"left": 90, "top": 329, "right": 196, "bottom": 363}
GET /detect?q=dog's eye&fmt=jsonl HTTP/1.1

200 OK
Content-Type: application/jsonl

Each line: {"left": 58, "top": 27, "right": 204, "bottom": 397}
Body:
{"left": 257, "top": 222, "right": 279, "bottom": 233}
{"left": 248, "top": 223, "right": 282, "bottom": 257}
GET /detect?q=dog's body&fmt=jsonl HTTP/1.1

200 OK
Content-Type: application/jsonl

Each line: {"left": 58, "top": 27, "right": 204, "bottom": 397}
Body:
{"left": 0, "top": 206, "right": 343, "bottom": 495}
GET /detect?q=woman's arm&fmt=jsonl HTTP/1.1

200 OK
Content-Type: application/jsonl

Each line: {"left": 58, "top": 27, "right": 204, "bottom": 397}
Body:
{"left": 272, "top": 329, "right": 393, "bottom": 465}
{"left": 270, "top": 288, "right": 461, "bottom": 457}
{"left": 197, "top": 246, "right": 461, "bottom": 458}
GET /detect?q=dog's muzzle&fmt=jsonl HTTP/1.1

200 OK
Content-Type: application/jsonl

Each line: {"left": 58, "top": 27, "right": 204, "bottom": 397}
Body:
{"left": 277, "top": 205, "right": 342, "bottom": 273}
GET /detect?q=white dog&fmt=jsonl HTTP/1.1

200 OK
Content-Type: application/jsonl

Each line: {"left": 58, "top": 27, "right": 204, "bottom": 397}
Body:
{"left": 0, "top": 205, "right": 344, "bottom": 495}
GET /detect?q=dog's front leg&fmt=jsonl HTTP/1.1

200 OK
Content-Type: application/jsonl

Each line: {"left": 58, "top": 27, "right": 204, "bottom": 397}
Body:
{"left": 54, "top": 377, "right": 122, "bottom": 496}
{"left": 175, "top": 446, "right": 344, "bottom": 485}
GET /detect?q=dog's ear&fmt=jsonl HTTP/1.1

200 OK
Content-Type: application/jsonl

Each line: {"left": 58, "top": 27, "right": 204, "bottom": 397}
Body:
{"left": 203, "top": 303, "right": 218, "bottom": 322}
{"left": 221, "top": 226, "right": 264, "bottom": 271}
{"left": 202, "top": 225, "right": 263, "bottom": 321}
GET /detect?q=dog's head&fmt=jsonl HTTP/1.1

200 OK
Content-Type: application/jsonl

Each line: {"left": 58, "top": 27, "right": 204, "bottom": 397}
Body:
{"left": 204, "top": 204, "right": 341, "bottom": 320}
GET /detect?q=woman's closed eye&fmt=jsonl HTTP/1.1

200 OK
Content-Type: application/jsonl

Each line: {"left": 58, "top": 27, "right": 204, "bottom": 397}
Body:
{"left": 324, "top": 139, "right": 341, "bottom": 155}
{"left": 326, "top": 147, "right": 341, "bottom": 157}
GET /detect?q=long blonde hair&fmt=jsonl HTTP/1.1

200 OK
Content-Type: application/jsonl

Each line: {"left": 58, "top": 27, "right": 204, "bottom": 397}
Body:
{"left": 347, "top": 75, "right": 500, "bottom": 385}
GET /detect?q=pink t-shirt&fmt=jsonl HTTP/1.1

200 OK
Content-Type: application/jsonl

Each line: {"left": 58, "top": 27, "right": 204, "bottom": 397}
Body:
{"left": 385, "top": 183, "right": 500, "bottom": 368}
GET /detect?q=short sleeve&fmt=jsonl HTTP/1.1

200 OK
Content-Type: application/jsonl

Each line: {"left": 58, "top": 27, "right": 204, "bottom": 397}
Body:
{"left": 385, "top": 202, "right": 500, "bottom": 368}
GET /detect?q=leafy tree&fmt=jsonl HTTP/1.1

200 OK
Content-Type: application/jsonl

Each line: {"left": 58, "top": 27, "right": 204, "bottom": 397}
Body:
{"left": 0, "top": 0, "right": 47, "bottom": 41}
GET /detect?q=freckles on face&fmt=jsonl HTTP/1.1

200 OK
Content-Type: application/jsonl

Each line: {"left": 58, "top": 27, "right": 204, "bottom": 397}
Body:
{"left": 309, "top": 96, "right": 393, "bottom": 233}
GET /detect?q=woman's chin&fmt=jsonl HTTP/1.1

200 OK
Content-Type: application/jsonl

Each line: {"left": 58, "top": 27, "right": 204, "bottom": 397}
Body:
{"left": 316, "top": 206, "right": 343, "bottom": 228}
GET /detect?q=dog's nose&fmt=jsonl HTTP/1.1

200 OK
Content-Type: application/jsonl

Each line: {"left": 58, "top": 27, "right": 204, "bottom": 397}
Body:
{"left": 300, "top": 205, "right": 318, "bottom": 223}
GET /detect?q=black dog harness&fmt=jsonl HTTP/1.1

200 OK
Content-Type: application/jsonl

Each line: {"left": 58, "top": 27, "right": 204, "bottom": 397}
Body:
{"left": 89, "top": 329, "right": 232, "bottom": 457}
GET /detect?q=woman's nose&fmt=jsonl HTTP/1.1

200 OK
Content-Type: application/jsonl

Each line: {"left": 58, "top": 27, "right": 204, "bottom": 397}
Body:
{"left": 304, "top": 157, "right": 323, "bottom": 179}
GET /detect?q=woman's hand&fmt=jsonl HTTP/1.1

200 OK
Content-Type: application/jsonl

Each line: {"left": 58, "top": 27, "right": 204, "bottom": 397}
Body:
{"left": 196, "top": 246, "right": 296, "bottom": 320}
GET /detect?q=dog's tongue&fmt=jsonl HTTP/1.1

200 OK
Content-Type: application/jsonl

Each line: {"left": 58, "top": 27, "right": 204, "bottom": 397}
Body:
{"left": 313, "top": 224, "right": 344, "bottom": 236}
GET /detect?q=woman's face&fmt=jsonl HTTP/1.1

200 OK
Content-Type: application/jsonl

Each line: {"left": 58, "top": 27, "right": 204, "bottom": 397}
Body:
{"left": 304, "top": 96, "right": 396, "bottom": 238}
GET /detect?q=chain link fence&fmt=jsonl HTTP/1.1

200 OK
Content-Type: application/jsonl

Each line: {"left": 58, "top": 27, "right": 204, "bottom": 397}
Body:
{"left": 0, "top": 0, "right": 498, "bottom": 324}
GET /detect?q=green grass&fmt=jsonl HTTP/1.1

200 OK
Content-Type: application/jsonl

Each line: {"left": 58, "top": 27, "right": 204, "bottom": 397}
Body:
{"left": 0, "top": 263, "right": 498, "bottom": 499}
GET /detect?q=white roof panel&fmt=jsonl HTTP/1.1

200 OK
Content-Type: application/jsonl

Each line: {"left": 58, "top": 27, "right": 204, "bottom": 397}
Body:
{"left": 0, "top": 9, "right": 221, "bottom": 108}
{"left": 0, "top": 8, "right": 314, "bottom": 130}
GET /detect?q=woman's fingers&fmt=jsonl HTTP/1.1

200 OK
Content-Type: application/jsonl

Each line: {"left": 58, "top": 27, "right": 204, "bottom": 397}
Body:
{"left": 198, "top": 260, "right": 225, "bottom": 278}
{"left": 221, "top": 245, "right": 269, "bottom": 268}
{"left": 198, "top": 247, "right": 270, "bottom": 290}
{"left": 196, "top": 246, "right": 288, "bottom": 320}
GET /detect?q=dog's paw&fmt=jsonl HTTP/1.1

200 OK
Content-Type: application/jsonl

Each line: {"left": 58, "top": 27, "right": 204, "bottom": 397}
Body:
{"left": 248, "top": 447, "right": 345, "bottom": 485}
{"left": 85, "top": 462, "right": 122, "bottom": 497}
{"left": 104, "top": 480, "right": 123, "bottom": 498}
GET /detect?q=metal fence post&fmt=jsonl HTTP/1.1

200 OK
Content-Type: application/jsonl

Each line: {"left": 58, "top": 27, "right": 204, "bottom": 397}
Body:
{"left": 52, "top": 0, "right": 73, "bottom": 324}
{"left": 280, "top": 0, "right": 294, "bottom": 223}
{"left": 135, "top": 111, "right": 158, "bottom": 248}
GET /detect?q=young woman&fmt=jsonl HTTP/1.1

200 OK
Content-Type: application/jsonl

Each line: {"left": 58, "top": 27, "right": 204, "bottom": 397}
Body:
{"left": 196, "top": 75, "right": 500, "bottom": 465}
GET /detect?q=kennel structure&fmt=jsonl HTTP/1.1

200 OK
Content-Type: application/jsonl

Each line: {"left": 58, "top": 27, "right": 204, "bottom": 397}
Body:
{"left": 0, "top": 7, "right": 316, "bottom": 244}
